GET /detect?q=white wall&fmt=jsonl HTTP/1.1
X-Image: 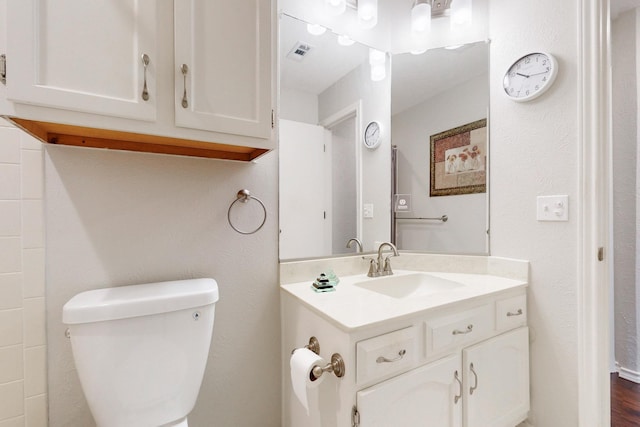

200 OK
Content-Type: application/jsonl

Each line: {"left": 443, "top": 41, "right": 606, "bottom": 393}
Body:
{"left": 489, "top": 0, "right": 580, "bottom": 425}
{"left": 44, "top": 145, "right": 281, "bottom": 427}
{"left": 280, "top": 87, "right": 319, "bottom": 124}
{"left": 612, "top": 8, "right": 640, "bottom": 380}
{"left": 392, "top": 74, "right": 488, "bottom": 254}
{"left": 318, "top": 62, "right": 392, "bottom": 252}
{"left": 0, "top": 120, "right": 47, "bottom": 426}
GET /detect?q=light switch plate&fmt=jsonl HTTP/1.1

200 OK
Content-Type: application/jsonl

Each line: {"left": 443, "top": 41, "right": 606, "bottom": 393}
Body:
{"left": 536, "top": 195, "right": 569, "bottom": 221}
{"left": 363, "top": 203, "right": 374, "bottom": 218}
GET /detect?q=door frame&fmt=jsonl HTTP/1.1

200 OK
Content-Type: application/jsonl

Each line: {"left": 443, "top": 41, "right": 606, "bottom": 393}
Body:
{"left": 320, "top": 100, "right": 364, "bottom": 246}
{"left": 578, "top": 0, "right": 612, "bottom": 425}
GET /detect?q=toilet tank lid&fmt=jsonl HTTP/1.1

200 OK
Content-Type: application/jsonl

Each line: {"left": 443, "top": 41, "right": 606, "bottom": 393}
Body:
{"left": 62, "top": 278, "right": 219, "bottom": 324}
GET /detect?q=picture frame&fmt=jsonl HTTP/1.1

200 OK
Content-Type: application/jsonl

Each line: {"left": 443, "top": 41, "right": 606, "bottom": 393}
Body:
{"left": 430, "top": 119, "right": 487, "bottom": 197}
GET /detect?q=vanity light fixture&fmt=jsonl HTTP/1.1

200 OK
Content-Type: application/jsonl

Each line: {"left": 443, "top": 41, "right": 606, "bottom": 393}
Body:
{"left": 337, "top": 34, "right": 356, "bottom": 46}
{"left": 411, "top": 0, "right": 432, "bottom": 34}
{"left": 369, "top": 48, "right": 386, "bottom": 81}
{"left": 358, "top": 0, "right": 378, "bottom": 29}
{"left": 306, "top": 23, "right": 327, "bottom": 36}
{"left": 325, "top": 0, "right": 347, "bottom": 16}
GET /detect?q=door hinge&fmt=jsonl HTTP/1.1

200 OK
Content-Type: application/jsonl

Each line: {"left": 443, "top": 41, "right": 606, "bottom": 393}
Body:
{"left": 271, "top": 109, "right": 275, "bottom": 129}
{"left": 598, "top": 247, "right": 605, "bottom": 262}
{"left": 1, "top": 54, "right": 6, "bottom": 85}
{"left": 352, "top": 406, "right": 360, "bottom": 427}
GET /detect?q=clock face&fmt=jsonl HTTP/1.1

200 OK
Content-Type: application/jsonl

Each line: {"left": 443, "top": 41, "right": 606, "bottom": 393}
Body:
{"left": 364, "top": 121, "right": 381, "bottom": 149}
{"left": 503, "top": 52, "right": 558, "bottom": 102}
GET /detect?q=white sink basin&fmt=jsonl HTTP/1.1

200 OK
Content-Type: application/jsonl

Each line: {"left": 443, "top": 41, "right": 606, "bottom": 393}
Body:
{"left": 354, "top": 273, "right": 464, "bottom": 299}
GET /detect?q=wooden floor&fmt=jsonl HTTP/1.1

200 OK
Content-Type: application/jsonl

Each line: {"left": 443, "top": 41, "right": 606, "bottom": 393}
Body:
{"left": 611, "top": 373, "right": 640, "bottom": 426}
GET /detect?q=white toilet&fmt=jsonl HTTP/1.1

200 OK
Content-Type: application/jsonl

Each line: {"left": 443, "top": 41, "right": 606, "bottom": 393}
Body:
{"left": 63, "top": 278, "right": 219, "bottom": 427}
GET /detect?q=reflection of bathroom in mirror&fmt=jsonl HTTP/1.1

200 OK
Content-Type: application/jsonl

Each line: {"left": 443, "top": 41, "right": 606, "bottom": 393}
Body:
{"left": 278, "top": 13, "right": 489, "bottom": 260}
{"left": 392, "top": 41, "right": 489, "bottom": 254}
{"left": 279, "top": 13, "right": 391, "bottom": 260}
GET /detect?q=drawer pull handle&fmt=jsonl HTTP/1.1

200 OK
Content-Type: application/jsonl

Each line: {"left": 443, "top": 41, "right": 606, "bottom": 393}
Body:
{"left": 454, "top": 370, "right": 462, "bottom": 403}
{"left": 452, "top": 324, "right": 473, "bottom": 335}
{"left": 470, "top": 362, "right": 478, "bottom": 394}
{"left": 507, "top": 309, "right": 524, "bottom": 317}
{"left": 376, "top": 349, "right": 406, "bottom": 364}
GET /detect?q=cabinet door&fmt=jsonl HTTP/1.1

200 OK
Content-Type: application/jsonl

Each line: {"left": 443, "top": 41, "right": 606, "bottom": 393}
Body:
{"left": 356, "top": 354, "right": 462, "bottom": 427}
{"left": 174, "top": 0, "right": 273, "bottom": 139}
{"left": 463, "top": 327, "right": 530, "bottom": 427}
{"left": 6, "top": 0, "right": 157, "bottom": 121}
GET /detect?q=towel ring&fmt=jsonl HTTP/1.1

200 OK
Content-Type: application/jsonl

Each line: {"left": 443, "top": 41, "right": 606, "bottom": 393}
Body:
{"left": 227, "top": 189, "right": 267, "bottom": 235}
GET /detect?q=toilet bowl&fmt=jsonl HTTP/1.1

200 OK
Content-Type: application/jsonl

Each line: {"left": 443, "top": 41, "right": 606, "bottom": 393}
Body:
{"left": 63, "top": 278, "right": 219, "bottom": 427}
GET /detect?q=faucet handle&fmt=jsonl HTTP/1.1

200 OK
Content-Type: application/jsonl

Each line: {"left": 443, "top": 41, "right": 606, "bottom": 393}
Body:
{"left": 367, "top": 259, "right": 379, "bottom": 277}
{"left": 383, "top": 256, "right": 394, "bottom": 275}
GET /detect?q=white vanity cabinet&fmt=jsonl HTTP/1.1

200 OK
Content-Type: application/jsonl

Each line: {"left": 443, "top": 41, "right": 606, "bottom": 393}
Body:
{"left": 2, "top": 0, "right": 275, "bottom": 161}
{"left": 355, "top": 325, "right": 529, "bottom": 427}
{"left": 281, "top": 279, "right": 530, "bottom": 427}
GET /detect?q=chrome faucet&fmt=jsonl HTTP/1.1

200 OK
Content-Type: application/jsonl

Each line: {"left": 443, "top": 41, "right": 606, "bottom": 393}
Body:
{"left": 367, "top": 242, "right": 399, "bottom": 277}
{"left": 346, "top": 238, "right": 363, "bottom": 253}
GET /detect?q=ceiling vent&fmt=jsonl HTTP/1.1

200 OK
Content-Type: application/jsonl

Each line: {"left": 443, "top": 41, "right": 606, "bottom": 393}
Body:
{"left": 287, "top": 42, "right": 314, "bottom": 62}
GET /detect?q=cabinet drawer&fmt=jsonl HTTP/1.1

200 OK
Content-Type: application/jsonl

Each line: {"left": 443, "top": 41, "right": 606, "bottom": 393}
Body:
{"left": 496, "top": 294, "right": 527, "bottom": 331}
{"left": 356, "top": 326, "right": 417, "bottom": 384}
{"left": 425, "top": 305, "right": 493, "bottom": 356}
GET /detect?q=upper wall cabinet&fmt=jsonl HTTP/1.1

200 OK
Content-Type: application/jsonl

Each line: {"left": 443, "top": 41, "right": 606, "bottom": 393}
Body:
{"left": 1, "top": 0, "right": 275, "bottom": 161}
{"left": 174, "top": 0, "right": 272, "bottom": 139}
{"left": 7, "top": 0, "right": 158, "bottom": 122}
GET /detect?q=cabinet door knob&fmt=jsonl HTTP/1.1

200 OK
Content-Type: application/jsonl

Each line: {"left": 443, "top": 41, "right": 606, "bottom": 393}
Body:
{"left": 141, "top": 54, "right": 150, "bottom": 101}
{"left": 181, "top": 64, "right": 189, "bottom": 108}
{"left": 454, "top": 370, "right": 462, "bottom": 403}
{"left": 469, "top": 362, "right": 478, "bottom": 395}
{"left": 452, "top": 324, "right": 474, "bottom": 335}
{"left": 376, "top": 349, "right": 406, "bottom": 364}
{"left": 507, "top": 309, "right": 523, "bottom": 317}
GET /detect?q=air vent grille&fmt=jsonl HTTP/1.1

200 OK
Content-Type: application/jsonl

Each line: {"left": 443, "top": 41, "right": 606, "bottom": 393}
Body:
{"left": 287, "top": 42, "right": 313, "bottom": 62}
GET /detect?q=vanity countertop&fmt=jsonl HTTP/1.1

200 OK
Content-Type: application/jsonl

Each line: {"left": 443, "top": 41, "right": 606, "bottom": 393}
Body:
{"left": 280, "top": 269, "right": 528, "bottom": 332}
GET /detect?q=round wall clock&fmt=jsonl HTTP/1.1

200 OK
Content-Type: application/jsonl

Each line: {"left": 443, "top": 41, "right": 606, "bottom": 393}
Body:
{"left": 363, "top": 121, "right": 381, "bottom": 149}
{"left": 503, "top": 52, "right": 558, "bottom": 102}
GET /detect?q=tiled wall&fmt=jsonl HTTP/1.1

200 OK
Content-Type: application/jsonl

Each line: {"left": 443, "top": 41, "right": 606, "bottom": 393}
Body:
{"left": 0, "top": 120, "right": 47, "bottom": 427}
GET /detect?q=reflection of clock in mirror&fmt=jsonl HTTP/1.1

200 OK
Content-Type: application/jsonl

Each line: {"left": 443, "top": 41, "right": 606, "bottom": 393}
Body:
{"left": 363, "top": 121, "right": 381, "bottom": 149}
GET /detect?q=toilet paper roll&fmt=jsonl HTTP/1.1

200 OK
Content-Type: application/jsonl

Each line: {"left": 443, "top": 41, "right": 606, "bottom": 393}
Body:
{"left": 290, "top": 348, "right": 326, "bottom": 415}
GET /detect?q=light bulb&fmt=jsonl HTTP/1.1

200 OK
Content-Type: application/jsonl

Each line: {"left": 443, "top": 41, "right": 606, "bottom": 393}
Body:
{"left": 411, "top": 1, "right": 432, "bottom": 34}
{"left": 338, "top": 34, "right": 355, "bottom": 46}
{"left": 451, "top": 0, "right": 472, "bottom": 28}
{"left": 325, "top": 0, "right": 346, "bottom": 16}
{"left": 369, "top": 48, "right": 386, "bottom": 66}
{"left": 307, "top": 23, "right": 327, "bottom": 36}
{"left": 358, "top": 0, "right": 378, "bottom": 29}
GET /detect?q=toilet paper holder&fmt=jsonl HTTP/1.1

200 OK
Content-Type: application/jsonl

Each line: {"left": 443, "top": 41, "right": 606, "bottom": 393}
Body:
{"left": 311, "top": 353, "right": 345, "bottom": 380}
{"left": 293, "top": 336, "right": 346, "bottom": 380}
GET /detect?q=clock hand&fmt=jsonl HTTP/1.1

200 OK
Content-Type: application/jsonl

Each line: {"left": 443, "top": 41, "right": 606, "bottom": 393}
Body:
{"left": 516, "top": 72, "right": 530, "bottom": 78}
{"left": 528, "top": 71, "right": 549, "bottom": 76}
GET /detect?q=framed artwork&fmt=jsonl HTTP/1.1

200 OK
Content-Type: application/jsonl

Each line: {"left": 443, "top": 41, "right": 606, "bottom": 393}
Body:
{"left": 430, "top": 119, "right": 487, "bottom": 197}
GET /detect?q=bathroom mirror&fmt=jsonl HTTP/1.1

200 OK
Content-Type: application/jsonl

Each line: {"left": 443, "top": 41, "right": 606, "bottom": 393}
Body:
{"left": 278, "top": 13, "right": 489, "bottom": 260}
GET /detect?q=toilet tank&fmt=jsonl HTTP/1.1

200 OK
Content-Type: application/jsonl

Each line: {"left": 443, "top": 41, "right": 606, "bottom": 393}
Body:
{"left": 63, "top": 278, "right": 219, "bottom": 427}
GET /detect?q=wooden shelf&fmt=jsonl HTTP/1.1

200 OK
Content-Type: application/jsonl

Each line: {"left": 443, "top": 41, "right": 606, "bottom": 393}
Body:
{"left": 6, "top": 117, "right": 270, "bottom": 162}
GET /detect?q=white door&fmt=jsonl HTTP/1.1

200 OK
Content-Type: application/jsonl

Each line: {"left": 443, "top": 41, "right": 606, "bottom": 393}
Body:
{"left": 279, "top": 120, "right": 330, "bottom": 259}
{"left": 356, "top": 354, "right": 463, "bottom": 427}
{"left": 174, "top": 0, "right": 273, "bottom": 139}
{"left": 6, "top": 0, "right": 157, "bottom": 121}
{"left": 463, "top": 327, "right": 530, "bottom": 427}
